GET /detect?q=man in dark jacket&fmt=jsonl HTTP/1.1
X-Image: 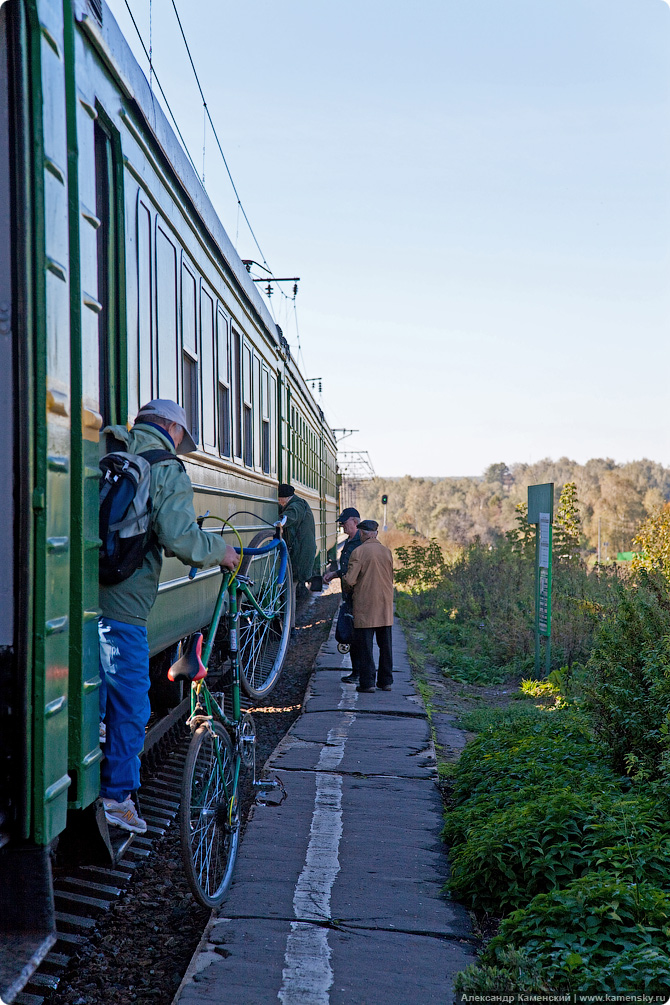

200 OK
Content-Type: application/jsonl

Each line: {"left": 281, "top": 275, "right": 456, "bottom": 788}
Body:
{"left": 278, "top": 484, "right": 317, "bottom": 630}
{"left": 323, "top": 507, "right": 363, "bottom": 683}
{"left": 99, "top": 399, "right": 238, "bottom": 834}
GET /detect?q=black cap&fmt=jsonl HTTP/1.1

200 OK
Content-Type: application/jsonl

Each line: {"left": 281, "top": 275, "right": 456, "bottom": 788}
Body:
{"left": 358, "top": 519, "right": 379, "bottom": 532}
{"left": 278, "top": 484, "right": 295, "bottom": 497}
{"left": 337, "top": 507, "right": 360, "bottom": 524}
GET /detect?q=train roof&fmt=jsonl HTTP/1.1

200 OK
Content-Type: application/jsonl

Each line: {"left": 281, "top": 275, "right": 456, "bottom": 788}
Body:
{"left": 75, "top": 1, "right": 282, "bottom": 343}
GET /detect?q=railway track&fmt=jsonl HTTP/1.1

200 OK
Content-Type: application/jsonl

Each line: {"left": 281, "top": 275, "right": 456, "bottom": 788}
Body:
{"left": 13, "top": 592, "right": 340, "bottom": 1005}
{"left": 14, "top": 706, "right": 196, "bottom": 1005}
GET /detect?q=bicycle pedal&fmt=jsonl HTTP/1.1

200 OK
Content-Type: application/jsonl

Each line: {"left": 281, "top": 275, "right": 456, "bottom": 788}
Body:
{"left": 253, "top": 779, "right": 279, "bottom": 790}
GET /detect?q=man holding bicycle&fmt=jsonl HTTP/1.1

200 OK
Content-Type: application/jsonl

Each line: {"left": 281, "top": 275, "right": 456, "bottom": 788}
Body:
{"left": 99, "top": 399, "right": 238, "bottom": 834}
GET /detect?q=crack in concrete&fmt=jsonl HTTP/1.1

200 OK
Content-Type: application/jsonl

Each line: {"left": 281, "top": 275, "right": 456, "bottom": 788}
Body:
{"left": 215, "top": 914, "right": 478, "bottom": 945}
{"left": 302, "top": 707, "right": 427, "bottom": 720}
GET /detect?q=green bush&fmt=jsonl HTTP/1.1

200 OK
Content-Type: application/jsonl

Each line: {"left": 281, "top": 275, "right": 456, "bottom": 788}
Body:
{"left": 586, "top": 574, "right": 670, "bottom": 775}
{"left": 451, "top": 707, "right": 611, "bottom": 807}
{"left": 454, "top": 949, "right": 559, "bottom": 995}
{"left": 447, "top": 790, "right": 670, "bottom": 914}
{"left": 487, "top": 874, "right": 670, "bottom": 993}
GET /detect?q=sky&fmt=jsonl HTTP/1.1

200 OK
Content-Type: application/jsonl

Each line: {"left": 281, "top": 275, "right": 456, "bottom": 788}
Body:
{"left": 105, "top": 0, "right": 670, "bottom": 477}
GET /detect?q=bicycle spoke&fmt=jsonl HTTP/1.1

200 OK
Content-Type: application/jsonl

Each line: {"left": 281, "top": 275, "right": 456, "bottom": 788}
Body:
{"left": 180, "top": 722, "right": 239, "bottom": 908}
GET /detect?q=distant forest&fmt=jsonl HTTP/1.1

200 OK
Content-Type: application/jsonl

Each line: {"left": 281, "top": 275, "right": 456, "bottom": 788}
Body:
{"left": 345, "top": 458, "right": 670, "bottom": 557}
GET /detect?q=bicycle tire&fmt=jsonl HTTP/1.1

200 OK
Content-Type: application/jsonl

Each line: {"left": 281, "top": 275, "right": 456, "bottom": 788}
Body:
{"left": 237, "top": 529, "right": 293, "bottom": 699}
{"left": 180, "top": 721, "right": 239, "bottom": 908}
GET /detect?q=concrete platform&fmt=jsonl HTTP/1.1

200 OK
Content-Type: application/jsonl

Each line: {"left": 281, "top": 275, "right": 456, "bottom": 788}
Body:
{"left": 173, "top": 616, "right": 476, "bottom": 1005}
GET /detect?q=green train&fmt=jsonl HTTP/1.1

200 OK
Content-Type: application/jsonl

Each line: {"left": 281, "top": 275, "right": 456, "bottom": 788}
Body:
{"left": 0, "top": 0, "right": 337, "bottom": 997}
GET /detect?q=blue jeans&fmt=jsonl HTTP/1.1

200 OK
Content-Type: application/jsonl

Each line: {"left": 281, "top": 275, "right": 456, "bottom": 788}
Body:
{"left": 98, "top": 618, "right": 151, "bottom": 802}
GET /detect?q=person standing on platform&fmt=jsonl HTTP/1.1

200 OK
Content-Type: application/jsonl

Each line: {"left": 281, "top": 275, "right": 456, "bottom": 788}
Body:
{"left": 342, "top": 519, "right": 394, "bottom": 693}
{"left": 277, "top": 484, "right": 317, "bottom": 627}
{"left": 323, "top": 507, "right": 363, "bottom": 684}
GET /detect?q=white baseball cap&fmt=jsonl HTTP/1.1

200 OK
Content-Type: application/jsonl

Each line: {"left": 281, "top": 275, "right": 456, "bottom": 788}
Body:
{"left": 136, "top": 399, "right": 197, "bottom": 454}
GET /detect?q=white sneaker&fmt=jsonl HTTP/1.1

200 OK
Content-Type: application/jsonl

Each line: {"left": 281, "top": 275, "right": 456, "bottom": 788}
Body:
{"left": 103, "top": 797, "right": 147, "bottom": 834}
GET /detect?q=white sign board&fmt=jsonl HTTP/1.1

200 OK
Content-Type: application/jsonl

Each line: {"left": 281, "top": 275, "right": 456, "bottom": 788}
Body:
{"left": 539, "top": 512, "right": 550, "bottom": 569}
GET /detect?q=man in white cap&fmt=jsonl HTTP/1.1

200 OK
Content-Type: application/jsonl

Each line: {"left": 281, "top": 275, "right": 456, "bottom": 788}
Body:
{"left": 98, "top": 400, "right": 238, "bottom": 834}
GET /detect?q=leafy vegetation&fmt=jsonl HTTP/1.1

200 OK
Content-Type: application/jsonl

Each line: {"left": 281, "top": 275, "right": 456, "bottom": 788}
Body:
{"left": 394, "top": 485, "right": 620, "bottom": 684}
{"left": 393, "top": 476, "right": 670, "bottom": 994}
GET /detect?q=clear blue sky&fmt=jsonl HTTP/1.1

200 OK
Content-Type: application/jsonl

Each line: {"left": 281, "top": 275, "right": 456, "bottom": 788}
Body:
{"left": 106, "top": 0, "right": 670, "bottom": 477}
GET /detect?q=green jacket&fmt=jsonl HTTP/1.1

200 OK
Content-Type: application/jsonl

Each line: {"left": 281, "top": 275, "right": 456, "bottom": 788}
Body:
{"left": 280, "top": 494, "right": 316, "bottom": 584}
{"left": 99, "top": 423, "right": 231, "bottom": 625}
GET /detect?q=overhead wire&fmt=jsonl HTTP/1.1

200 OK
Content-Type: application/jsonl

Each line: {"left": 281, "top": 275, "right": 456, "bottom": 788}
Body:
{"left": 122, "top": 0, "right": 202, "bottom": 183}
{"left": 169, "top": 0, "right": 271, "bottom": 275}
{"left": 124, "top": 1, "right": 317, "bottom": 391}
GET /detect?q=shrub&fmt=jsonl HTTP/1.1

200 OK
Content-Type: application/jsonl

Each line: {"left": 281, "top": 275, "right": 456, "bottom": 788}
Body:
{"left": 585, "top": 574, "right": 670, "bottom": 775}
{"left": 487, "top": 875, "right": 670, "bottom": 993}
{"left": 447, "top": 790, "right": 670, "bottom": 914}
{"left": 450, "top": 707, "right": 610, "bottom": 807}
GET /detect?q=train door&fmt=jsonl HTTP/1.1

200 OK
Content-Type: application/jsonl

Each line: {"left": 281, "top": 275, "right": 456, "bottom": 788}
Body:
{"left": 0, "top": 0, "right": 15, "bottom": 853}
{"left": 65, "top": 95, "right": 127, "bottom": 811}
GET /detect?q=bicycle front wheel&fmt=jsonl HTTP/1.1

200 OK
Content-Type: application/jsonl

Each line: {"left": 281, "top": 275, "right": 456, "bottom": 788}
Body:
{"left": 180, "top": 721, "right": 239, "bottom": 908}
{"left": 237, "top": 530, "right": 293, "bottom": 699}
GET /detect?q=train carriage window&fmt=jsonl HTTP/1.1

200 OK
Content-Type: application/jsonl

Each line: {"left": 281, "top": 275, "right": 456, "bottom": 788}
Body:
{"left": 269, "top": 374, "right": 277, "bottom": 473}
{"left": 233, "top": 329, "right": 242, "bottom": 458}
{"left": 200, "top": 287, "right": 216, "bottom": 451}
{"left": 217, "top": 308, "right": 231, "bottom": 457}
{"left": 137, "top": 200, "right": 153, "bottom": 405}
{"left": 94, "top": 122, "right": 116, "bottom": 424}
{"left": 242, "top": 344, "right": 252, "bottom": 467}
{"left": 156, "top": 226, "right": 178, "bottom": 402}
{"left": 261, "top": 368, "right": 270, "bottom": 475}
{"left": 181, "top": 262, "right": 199, "bottom": 446}
{"left": 253, "top": 355, "right": 261, "bottom": 469}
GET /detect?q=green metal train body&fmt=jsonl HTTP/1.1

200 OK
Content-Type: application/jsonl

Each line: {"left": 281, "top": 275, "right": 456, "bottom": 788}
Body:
{"left": 0, "top": 0, "right": 337, "bottom": 994}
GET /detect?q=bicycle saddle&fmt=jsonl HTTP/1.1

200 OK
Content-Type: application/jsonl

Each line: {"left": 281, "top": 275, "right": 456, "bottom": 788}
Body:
{"left": 168, "top": 633, "right": 207, "bottom": 682}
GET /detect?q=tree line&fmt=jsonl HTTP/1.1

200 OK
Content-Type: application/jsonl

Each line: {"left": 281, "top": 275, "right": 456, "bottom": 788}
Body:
{"left": 345, "top": 457, "right": 670, "bottom": 556}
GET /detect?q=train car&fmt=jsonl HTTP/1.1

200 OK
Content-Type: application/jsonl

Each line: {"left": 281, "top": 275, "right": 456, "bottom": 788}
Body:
{"left": 0, "top": 0, "right": 337, "bottom": 998}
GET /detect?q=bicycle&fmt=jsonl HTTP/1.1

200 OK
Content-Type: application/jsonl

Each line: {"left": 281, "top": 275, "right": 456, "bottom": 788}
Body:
{"left": 167, "top": 518, "right": 292, "bottom": 908}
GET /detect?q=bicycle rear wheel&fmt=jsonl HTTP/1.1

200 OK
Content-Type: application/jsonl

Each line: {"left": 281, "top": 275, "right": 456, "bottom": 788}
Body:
{"left": 237, "top": 530, "right": 293, "bottom": 699}
{"left": 180, "top": 721, "right": 239, "bottom": 908}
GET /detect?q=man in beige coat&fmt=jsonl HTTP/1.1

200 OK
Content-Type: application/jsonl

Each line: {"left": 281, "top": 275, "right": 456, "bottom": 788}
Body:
{"left": 342, "top": 520, "right": 394, "bottom": 693}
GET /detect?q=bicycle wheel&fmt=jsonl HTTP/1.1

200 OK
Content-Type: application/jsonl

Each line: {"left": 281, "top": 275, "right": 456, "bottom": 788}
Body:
{"left": 237, "top": 529, "right": 293, "bottom": 699}
{"left": 180, "top": 721, "right": 239, "bottom": 908}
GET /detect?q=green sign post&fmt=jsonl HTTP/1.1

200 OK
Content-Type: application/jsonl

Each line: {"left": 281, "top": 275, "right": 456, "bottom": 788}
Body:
{"left": 527, "top": 483, "right": 554, "bottom": 676}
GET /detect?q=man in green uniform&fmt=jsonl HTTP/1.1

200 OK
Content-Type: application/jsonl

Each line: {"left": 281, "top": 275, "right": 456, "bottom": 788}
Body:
{"left": 99, "top": 400, "right": 238, "bottom": 834}
{"left": 277, "top": 484, "right": 317, "bottom": 626}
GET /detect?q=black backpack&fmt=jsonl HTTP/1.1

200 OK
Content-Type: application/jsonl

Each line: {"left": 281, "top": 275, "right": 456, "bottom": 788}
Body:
{"left": 99, "top": 449, "right": 184, "bottom": 585}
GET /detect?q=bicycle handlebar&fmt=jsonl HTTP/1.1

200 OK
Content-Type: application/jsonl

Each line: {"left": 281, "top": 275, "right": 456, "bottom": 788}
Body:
{"left": 188, "top": 537, "right": 288, "bottom": 584}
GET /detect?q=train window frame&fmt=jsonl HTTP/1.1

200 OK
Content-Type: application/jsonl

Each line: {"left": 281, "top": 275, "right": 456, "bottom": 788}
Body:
{"left": 269, "top": 373, "right": 277, "bottom": 474}
{"left": 155, "top": 222, "right": 178, "bottom": 403}
{"left": 217, "top": 306, "right": 231, "bottom": 457}
{"left": 232, "top": 328, "right": 242, "bottom": 460}
{"left": 252, "top": 354, "right": 261, "bottom": 470}
{"left": 180, "top": 256, "right": 199, "bottom": 448}
{"left": 200, "top": 281, "right": 216, "bottom": 453}
{"left": 137, "top": 196, "right": 153, "bottom": 407}
{"left": 261, "top": 366, "right": 270, "bottom": 475}
{"left": 242, "top": 342, "right": 252, "bottom": 467}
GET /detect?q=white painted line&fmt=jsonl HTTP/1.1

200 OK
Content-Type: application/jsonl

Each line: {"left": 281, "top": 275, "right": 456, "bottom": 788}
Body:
{"left": 278, "top": 701, "right": 355, "bottom": 1004}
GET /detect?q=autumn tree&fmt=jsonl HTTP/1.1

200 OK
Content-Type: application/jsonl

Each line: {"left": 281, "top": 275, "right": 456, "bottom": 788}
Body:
{"left": 553, "top": 481, "right": 582, "bottom": 564}
{"left": 632, "top": 505, "right": 670, "bottom": 578}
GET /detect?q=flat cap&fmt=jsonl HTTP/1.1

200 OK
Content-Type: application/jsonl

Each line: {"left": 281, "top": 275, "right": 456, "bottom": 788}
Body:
{"left": 357, "top": 519, "right": 379, "bottom": 532}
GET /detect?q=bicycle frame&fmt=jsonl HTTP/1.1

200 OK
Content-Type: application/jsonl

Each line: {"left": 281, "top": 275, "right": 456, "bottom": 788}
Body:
{"left": 187, "top": 534, "right": 289, "bottom": 793}
{"left": 177, "top": 525, "right": 289, "bottom": 907}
